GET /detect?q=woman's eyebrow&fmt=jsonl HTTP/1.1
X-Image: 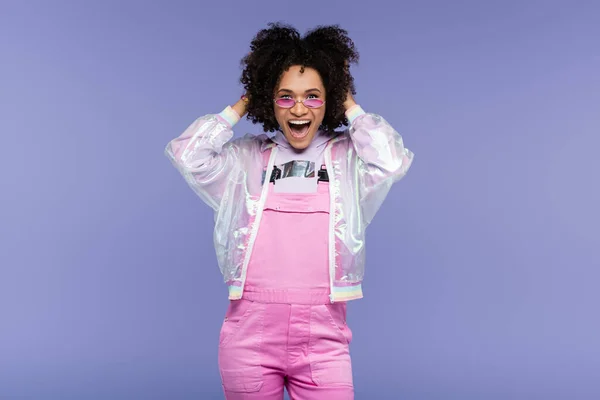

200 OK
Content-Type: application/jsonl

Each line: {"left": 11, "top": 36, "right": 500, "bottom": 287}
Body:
{"left": 277, "top": 88, "right": 322, "bottom": 94}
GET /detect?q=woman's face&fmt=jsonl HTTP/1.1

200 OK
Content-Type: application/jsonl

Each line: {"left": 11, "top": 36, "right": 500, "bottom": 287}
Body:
{"left": 274, "top": 65, "right": 326, "bottom": 150}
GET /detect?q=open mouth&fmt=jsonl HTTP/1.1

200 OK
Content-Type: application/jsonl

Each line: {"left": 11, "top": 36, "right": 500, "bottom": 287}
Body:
{"left": 287, "top": 120, "right": 311, "bottom": 139}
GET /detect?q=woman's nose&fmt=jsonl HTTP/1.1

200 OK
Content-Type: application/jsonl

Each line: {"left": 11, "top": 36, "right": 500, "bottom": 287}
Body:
{"left": 290, "top": 101, "right": 308, "bottom": 115}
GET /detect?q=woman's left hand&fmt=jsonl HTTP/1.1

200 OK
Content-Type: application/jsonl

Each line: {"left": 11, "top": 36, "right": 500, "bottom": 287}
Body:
{"left": 343, "top": 90, "right": 357, "bottom": 111}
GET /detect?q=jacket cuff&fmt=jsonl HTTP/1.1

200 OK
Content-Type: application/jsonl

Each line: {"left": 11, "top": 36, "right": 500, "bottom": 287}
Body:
{"left": 345, "top": 105, "right": 365, "bottom": 124}
{"left": 217, "top": 106, "right": 241, "bottom": 127}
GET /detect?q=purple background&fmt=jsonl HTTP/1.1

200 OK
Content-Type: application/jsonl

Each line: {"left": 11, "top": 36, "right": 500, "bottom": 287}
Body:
{"left": 2, "top": 1, "right": 599, "bottom": 399}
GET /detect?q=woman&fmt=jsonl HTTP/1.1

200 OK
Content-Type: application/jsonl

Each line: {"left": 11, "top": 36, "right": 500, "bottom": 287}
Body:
{"left": 165, "top": 22, "right": 413, "bottom": 400}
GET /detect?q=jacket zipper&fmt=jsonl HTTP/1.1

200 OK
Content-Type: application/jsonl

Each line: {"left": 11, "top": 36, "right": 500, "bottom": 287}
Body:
{"left": 238, "top": 146, "right": 278, "bottom": 296}
{"left": 324, "top": 143, "right": 336, "bottom": 303}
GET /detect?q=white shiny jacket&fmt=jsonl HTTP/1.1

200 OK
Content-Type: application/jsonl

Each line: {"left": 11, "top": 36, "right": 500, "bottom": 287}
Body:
{"left": 165, "top": 107, "right": 413, "bottom": 302}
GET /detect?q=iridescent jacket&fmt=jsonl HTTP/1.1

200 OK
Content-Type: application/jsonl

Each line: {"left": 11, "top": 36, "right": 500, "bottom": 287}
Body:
{"left": 165, "top": 106, "right": 414, "bottom": 302}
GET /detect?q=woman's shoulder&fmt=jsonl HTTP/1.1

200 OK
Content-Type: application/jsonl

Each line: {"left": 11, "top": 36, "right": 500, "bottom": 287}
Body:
{"left": 228, "top": 132, "right": 275, "bottom": 155}
{"left": 237, "top": 132, "right": 272, "bottom": 145}
{"left": 328, "top": 129, "right": 351, "bottom": 146}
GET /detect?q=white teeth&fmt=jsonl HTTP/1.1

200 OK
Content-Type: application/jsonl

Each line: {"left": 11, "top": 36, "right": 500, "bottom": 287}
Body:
{"left": 289, "top": 120, "right": 310, "bottom": 125}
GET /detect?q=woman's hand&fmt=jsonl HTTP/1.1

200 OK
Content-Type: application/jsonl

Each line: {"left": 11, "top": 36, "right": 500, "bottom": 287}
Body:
{"left": 343, "top": 59, "right": 357, "bottom": 111}
{"left": 232, "top": 94, "right": 249, "bottom": 118}
{"left": 343, "top": 90, "right": 357, "bottom": 111}
{"left": 232, "top": 51, "right": 253, "bottom": 117}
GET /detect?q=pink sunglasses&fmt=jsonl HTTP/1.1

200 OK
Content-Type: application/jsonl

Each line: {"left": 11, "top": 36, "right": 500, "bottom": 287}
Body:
{"left": 274, "top": 98, "right": 325, "bottom": 109}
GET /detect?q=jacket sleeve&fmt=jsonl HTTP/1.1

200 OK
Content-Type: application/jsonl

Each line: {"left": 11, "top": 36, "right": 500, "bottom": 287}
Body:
{"left": 164, "top": 106, "right": 242, "bottom": 212}
{"left": 347, "top": 106, "right": 414, "bottom": 224}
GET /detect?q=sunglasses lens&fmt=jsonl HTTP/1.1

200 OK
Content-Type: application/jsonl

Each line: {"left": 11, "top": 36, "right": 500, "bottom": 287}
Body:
{"left": 304, "top": 99, "right": 324, "bottom": 108}
{"left": 275, "top": 99, "right": 295, "bottom": 108}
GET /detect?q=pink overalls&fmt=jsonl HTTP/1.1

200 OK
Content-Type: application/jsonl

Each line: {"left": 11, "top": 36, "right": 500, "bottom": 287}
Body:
{"left": 218, "top": 161, "right": 354, "bottom": 400}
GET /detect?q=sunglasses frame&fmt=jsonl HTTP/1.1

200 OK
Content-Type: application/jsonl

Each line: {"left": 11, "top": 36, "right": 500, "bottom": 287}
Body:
{"left": 273, "top": 97, "right": 326, "bottom": 109}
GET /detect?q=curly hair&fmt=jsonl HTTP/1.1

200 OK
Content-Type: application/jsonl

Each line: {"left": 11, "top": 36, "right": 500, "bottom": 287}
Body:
{"left": 240, "top": 22, "right": 359, "bottom": 133}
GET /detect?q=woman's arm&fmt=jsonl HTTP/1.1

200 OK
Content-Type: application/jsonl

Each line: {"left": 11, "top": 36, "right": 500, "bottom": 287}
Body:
{"left": 165, "top": 98, "right": 248, "bottom": 211}
{"left": 344, "top": 92, "right": 414, "bottom": 224}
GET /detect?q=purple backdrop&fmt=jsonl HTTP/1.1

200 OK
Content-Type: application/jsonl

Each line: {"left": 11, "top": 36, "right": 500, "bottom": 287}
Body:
{"left": 2, "top": 1, "right": 599, "bottom": 399}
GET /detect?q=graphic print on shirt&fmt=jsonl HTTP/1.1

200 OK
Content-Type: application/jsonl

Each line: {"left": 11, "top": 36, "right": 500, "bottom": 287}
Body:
{"left": 261, "top": 160, "right": 316, "bottom": 185}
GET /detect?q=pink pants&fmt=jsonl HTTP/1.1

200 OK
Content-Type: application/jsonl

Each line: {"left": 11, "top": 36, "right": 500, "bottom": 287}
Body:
{"left": 218, "top": 179, "right": 354, "bottom": 399}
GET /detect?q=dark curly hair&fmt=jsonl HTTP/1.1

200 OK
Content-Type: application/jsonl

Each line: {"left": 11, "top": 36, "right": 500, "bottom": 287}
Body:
{"left": 240, "top": 22, "right": 359, "bottom": 133}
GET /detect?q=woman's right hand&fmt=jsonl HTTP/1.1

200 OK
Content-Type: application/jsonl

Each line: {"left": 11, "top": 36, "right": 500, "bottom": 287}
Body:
{"left": 232, "top": 94, "right": 249, "bottom": 118}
